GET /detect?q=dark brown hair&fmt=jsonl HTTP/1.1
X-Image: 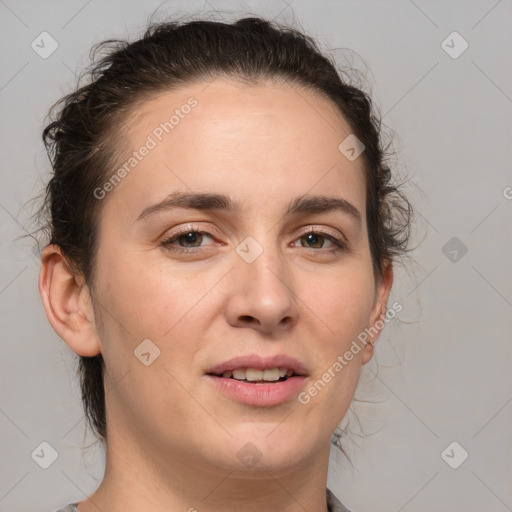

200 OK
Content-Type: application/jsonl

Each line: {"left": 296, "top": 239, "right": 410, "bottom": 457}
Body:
{"left": 39, "top": 16, "right": 412, "bottom": 445}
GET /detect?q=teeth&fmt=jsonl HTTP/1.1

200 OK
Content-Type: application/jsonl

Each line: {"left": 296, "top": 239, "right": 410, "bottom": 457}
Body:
{"left": 232, "top": 369, "right": 245, "bottom": 380}
{"left": 262, "top": 368, "right": 280, "bottom": 381}
{"left": 245, "top": 368, "right": 263, "bottom": 381}
{"left": 222, "top": 367, "right": 293, "bottom": 382}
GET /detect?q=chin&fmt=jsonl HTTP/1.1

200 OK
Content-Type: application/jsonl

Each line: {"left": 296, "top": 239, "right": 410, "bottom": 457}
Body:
{"left": 201, "top": 426, "right": 316, "bottom": 474}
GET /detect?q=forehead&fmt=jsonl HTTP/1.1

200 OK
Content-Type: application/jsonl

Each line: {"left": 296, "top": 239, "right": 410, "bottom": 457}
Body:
{"left": 105, "top": 79, "right": 367, "bottom": 221}
{"left": 129, "top": 79, "right": 354, "bottom": 150}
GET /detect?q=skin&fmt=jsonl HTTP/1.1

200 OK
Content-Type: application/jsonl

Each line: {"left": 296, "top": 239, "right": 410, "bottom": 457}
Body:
{"left": 39, "top": 79, "right": 393, "bottom": 512}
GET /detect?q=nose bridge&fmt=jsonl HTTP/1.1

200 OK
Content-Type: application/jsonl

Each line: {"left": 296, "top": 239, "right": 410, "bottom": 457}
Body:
{"left": 226, "top": 231, "right": 298, "bottom": 332}
{"left": 241, "top": 220, "right": 290, "bottom": 274}
{"left": 238, "top": 231, "right": 290, "bottom": 294}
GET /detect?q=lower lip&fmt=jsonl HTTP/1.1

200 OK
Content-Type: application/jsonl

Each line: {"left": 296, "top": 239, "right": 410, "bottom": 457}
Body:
{"left": 204, "top": 375, "right": 307, "bottom": 406}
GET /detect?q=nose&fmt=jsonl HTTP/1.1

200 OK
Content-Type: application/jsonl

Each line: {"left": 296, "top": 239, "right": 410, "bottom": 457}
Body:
{"left": 224, "top": 242, "right": 299, "bottom": 335}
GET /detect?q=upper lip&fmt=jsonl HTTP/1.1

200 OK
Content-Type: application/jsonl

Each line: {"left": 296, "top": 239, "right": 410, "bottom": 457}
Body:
{"left": 206, "top": 354, "right": 308, "bottom": 376}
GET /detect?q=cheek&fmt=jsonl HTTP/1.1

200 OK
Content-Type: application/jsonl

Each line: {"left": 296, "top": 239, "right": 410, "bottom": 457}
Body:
{"left": 93, "top": 244, "right": 237, "bottom": 394}
{"left": 301, "top": 265, "right": 376, "bottom": 348}
{"left": 92, "top": 249, "right": 202, "bottom": 361}
{"left": 98, "top": 247, "right": 207, "bottom": 325}
{"left": 295, "top": 266, "right": 375, "bottom": 417}
{"left": 92, "top": 252, "right": 215, "bottom": 431}
{"left": 95, "top": 240, "right": 376, "bottom": 365}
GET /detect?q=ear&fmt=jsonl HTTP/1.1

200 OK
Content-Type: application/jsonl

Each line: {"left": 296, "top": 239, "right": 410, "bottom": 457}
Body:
{"left": 38, "top": 244, "right": 101, "bottom": 357}
{"left": 362, "top": 261, "right": 394, "bottom": 364}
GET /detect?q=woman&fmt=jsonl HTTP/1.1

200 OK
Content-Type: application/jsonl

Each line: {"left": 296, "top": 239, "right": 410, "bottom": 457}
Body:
{"left": 38, "top": 16, "right": 412, "bottom": 512}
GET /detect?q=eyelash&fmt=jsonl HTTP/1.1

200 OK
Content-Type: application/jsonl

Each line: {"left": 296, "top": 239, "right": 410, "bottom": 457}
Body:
{"left": 160, "top": 226, "right": 348, "bottom": 254}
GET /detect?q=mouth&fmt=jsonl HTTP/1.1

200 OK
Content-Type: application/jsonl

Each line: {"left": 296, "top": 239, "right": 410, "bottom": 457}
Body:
{"left": 204, "top": 355, "right": 308, "bottom": 406}
{"left": 206, "top": 367, "right": 299, "bottom": 384}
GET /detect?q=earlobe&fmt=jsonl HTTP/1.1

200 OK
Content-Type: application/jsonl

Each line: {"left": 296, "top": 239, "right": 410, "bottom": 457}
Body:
{"left": 362, "top": 262, "right": 394, "bottom": 364}
{"left": 38, "top": 244, "right": 102, "bottom": 357}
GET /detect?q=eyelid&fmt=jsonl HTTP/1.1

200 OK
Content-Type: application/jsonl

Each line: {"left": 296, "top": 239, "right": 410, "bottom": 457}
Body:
{"left": 160, "top": 224, "right": 219, "bottom": 251}
{"left": 160, "top": 223, "right": 349, "bottom": 252}
{"left": 293, "top": 224, "right": 348, "bottom": 245}
{"left": 162, "top": 223, "right": 221, "bottom": 240}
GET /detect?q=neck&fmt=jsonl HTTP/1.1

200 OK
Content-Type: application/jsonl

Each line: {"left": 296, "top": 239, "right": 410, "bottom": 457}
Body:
{"left": 78, "top": 421, "right": 332, "bottom": 512}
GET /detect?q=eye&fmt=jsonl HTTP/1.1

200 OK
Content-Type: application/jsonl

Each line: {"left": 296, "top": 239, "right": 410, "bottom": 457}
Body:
{"left": 160, "top": 225, "right": 348, "bottom": 254}
{"left": 292, "top": 229, "right": 347, "bottom": 251}
{"left": 161, "top": 228, "right": 216, "bottom": 253}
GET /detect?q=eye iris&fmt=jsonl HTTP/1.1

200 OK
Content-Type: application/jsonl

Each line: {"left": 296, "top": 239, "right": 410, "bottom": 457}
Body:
{"left": 302, "top": 233, "right": 323, "bottom": 248}
{"left": 179, "top": 232, "right": 202, "bottom": 247}
{"left": 170, "top": 232, "right": 333, "bottom": 250}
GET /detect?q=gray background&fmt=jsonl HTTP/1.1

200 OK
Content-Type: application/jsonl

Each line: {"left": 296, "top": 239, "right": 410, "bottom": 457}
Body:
{"left": 1, "top": 0, "right": 511, "bottom": 511}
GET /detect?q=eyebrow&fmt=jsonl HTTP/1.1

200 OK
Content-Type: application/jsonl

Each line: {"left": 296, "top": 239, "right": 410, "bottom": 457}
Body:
{"left": 135, "top": 191, "right": 362, "bottom": 226}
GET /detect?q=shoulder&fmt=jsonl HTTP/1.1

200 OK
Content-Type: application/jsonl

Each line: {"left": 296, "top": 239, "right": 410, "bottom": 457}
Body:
{"left": 327, "top": 488, "right": 353, "bottom": 512}
{"left": 55, "top": 494, "right": 348, "bottom": 512}
{"left": 53, "top": 503, "right": 78, "bottom": 512}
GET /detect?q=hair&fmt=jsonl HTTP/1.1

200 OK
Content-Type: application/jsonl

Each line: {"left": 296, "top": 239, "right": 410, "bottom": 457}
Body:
{"left": 38, "top": 15, "right": 413, "bottom": 447}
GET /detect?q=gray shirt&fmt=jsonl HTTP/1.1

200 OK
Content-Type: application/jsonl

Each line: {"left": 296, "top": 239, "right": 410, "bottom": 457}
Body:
{"left": 54, "top": 488, "right": 351, "bottom": 511}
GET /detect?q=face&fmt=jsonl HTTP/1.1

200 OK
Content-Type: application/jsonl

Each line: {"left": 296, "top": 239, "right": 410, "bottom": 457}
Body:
{"left": 68, "top": 79, "right": 391, "bottom": 474}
